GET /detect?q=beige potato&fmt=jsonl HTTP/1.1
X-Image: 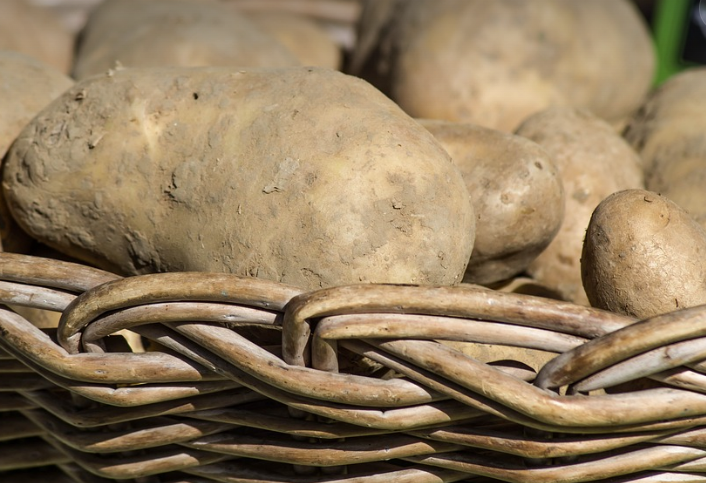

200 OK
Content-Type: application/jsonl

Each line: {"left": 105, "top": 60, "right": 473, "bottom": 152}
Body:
{"left": 419, "top": 119, "right": 564, "bottom": 285}
{"left": 72, "top": 0, "right": 300, "bottom": 79}
{"left": 3, "top": 66, "right": 475, "bottom": 290}
{"left": 515, "top": 108, "right": 644, "bottom": 305}
{"left": 0, "top": 0, "right": 74, "bottom": 74}
{"left": 351, "top": 0, "right": 655, "bottom": 132}
{"left": 0, "top": 51, "right": 73, "bottom": 253}
{"left": 582, "top": 189, "right": 706, "bottom": 318}
{"left": 624, "top": 67, "right": 706, "bottom": 229}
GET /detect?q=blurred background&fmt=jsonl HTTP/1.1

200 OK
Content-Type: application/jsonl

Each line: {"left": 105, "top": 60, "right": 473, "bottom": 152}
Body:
{"left": 19, "top": 0, "right": 706, "bottom": 85}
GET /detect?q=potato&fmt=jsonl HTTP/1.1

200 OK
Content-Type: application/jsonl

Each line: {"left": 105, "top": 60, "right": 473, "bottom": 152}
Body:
{"left": 3, "top": 66, "right": 475, "bottom": 290}
{"left": 419, "top": 119, "right": 564, "bottom": 285}
{"left": 0, "top": 51, "right": 73, "bottom": 253}
{"left": 581, "top": 189, "right": 706, "bottom": 318}
{"left": 351, "top": 0, "right": 655, "bottom": 132}
{"left": 247, "top": 11, "right": 342, "bottom": 69}
{"left": 0, "top": 0, "right": 74, "bottom": 74}
{"left": 624, "top": 67, "right": 706, "bottom": 229}
{"left": 72, "top": 0, "right": 300, "bottom": 80}
{"left": 515, "top": 108, "right": 644, "bottom": 305}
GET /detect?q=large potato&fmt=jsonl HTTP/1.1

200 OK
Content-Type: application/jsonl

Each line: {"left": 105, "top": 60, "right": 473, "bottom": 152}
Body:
{"left": 351, "top": 0, "right": 655, "bottom": 132}
{"left": 72, "top": 0, "right": 299, "bottom": 79}
{"left": 3, "top": 66, "right": 475, "bottom": 290}
{"left": 624, "top": 67, "right": 706, "bottom": 229}
{"left": 515, "top": 108, "right": 644, "bottom": 305}
{"left": 0, "top": 0, "right": 74, "bottom": 74}
{"left": 419, "top": 119, "right": 564, "bottom": 285}
{"left": 0, "top": 51, "right": 73, "bottom": 253}
{"left": 582, "top": 189, "right": 706, "bottom": 318}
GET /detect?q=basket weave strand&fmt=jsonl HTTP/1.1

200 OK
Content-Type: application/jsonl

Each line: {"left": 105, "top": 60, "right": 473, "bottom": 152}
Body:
{"left": 4, "top": 253, "right": 706, "bottom": 481}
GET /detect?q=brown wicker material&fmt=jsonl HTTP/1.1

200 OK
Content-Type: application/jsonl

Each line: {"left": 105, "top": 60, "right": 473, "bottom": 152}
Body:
{"left": 3, "top": 252, "right": 706, "bottom": 482}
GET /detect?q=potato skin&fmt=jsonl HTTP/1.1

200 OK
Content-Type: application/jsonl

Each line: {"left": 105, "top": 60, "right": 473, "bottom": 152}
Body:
{"left": 419, "top": 119, "right": 564, "bottom": 285}
{"left": 352, "top": 0, "right": 654, "bottom": 132}
{"left": 4, "top": 66, "right": 475, "bottom": 290}
{"left": 0, "top": 52, "right": 73, "bottom": 253}
{"left": 624, "top": 68, "right": 706, "bottom": 229}
{"left": 72, "top": 0, "right": 299, "bottom": 79}
{"left": 515, "top": 108, "right": 644, "bottom": 305}
{"left": 581, "top": 190, "right": 706, "bottom": 318}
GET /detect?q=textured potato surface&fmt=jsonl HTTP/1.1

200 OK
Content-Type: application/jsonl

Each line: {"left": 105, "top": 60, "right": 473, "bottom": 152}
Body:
{"left": 419, "top": 119, "right": 564, "bottom": 285}
{"left": 352, "top": 0, "right": 654, "bottom": 132}
{"left": 72, "top": 0, "right": 299, "bottom": 79}
{"left": 4, "top": 66, "right": 475, "bottom": 290}
{"left": 624, "top": 68, "right": 706, "bottom": 229}
{"left": 0, "top": 52, "right": 73, "bottom": 253}
{"left": 582, "top": 189, "right": 706, "bottom": 318}
{"left": 515, "top": 108, "right": 644, "bottom": 305}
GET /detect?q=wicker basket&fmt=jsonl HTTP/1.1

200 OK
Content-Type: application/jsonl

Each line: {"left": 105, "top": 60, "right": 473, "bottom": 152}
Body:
{"left": 3, "top": 251, "right": 706, "bottom": 483}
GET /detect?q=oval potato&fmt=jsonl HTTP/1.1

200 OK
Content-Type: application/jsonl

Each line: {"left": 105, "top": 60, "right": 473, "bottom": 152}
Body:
{"left": 581, "top": 189, "right": 706, "bottom": 318}
{"left": 419, "top": 119, "right": 564, "bottom": 285}
{"left": 3, "top": 66, "right": 475, "bottom": 290}
{"left": 352, "top": 0, "right": 654, "bottom": 132}
{"left": 72, "top": 0, "right": 299, "bottom": 79}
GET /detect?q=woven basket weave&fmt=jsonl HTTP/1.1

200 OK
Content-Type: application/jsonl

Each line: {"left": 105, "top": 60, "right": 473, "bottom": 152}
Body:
{"left": 3, "top": 252, "right": 706, "bottom": 483}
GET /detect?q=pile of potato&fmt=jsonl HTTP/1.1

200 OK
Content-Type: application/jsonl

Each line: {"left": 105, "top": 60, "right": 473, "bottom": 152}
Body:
{"left": 2, "top": 0, "right": 705, "bottom": 328}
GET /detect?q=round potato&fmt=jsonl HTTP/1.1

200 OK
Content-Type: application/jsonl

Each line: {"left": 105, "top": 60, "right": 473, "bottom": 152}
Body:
{"left": 0, "top": 51, "right": 73, "bottom": 253}
{"left": 419, "top": 119, "right": 564, "bottom": 285}
{"left": 72, "top": 0, "right": 300, "bottom": 79}
{"left": 4, "top": 66, "right": 475, "bottom": 290}
{"left": 351, "top": 0, "right": 655, "bottom": 132}
{"left": 515, "top": 107, "right": 644, "bottom": 305}
{"left": 582, "top": 189, "right": 706, "bottom": 318}
{"left": 624, "top": 67, "right": 706, "bottom": 229}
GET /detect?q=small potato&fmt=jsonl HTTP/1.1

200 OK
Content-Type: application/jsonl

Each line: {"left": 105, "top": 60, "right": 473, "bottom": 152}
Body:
{"left": 419, "top": 119, "right": 564, "bottom": 285}
{"left": 624, "top": 67, "right": 706, "bottom": 229}
{"left": 4, "top": 66, "right": 475, "bottom": 290}
{"left": 72, "top": 0, "right": 300, "bottom": 79}
{"left": 581, "top": 189, "right": 706, "bottom": 318}
{"left": 0, "top": 0, "right": 74, "bottom": 74}
{"left": 515, "top": 107, "right": 644, "bottom": 305}
{"left": 0, "top": 51, "right": 73, "bottom": 253}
